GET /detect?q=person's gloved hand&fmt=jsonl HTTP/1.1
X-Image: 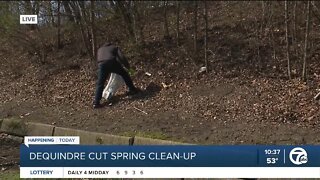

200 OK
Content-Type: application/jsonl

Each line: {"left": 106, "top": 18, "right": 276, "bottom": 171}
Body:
{"left": 128, "top": 68, "right": 135, "bottom": 76}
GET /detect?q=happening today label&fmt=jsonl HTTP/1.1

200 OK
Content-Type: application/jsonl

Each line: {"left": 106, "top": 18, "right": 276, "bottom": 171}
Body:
{"left": 24, "top": 136, "right": 80, "bottom": 147}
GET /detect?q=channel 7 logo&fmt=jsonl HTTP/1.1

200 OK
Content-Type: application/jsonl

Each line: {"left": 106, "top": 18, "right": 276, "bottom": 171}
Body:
{"left": 289, "top": 147, "right": 308, "bottom": 165}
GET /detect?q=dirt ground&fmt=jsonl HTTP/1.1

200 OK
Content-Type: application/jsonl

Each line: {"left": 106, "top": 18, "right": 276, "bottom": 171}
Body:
{"left": 1, "top": 53, "right": 320, "bottom": 146}
{"left": 0, "top": 134, "right": 20, "bottom": 176}
{"left": 1, "top": 62, "right": 320, "bottom": 145}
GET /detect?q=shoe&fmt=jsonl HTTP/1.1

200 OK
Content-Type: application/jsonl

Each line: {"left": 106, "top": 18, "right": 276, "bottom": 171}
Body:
{"left": 93, "top": 104, "right": 103, "bottom": 109}
{"left": 126, "top": 88, "right": 140, "bottom": 96}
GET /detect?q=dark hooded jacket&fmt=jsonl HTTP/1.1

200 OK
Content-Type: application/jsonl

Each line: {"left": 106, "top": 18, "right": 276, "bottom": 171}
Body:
{"left": 97, "top": 43, "right": 130, "bottom": 69}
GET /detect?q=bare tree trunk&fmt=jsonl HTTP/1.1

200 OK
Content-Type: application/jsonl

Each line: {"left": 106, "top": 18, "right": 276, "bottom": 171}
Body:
{"left": 311, "top": 1, "right": 320, "bottom": 18}
{"left": 32, "top": 1, "right": 40, "bottom": 30}
{"left": 270, "top": 27, "right": 277, "bottom": 61}
{"left": 131, "top": 1, "right": 138, "bottom": 44}
{"left": 310, "top": 12, "right": 314, "bottom": 54}
{"left": 138, "top": 14, "right": 145, "bottom": 45}
{"left": 90, "top": 0, "right": 96, "bottom": 60}
{"left": 285, "top": 0, "right": 291, "bottom": 79}
{"left": 62, "top": 1, "right": 75, "bottom": 22}
{"left": 293, "top": 1, "right": 297, "bottom": 43}
{"left": 79, "top": 21, "right": 90, "bottom": 56}
{"left": 138, "top": 6, "right": 145, "bottom": 45}
{"left": 302, "top": 1, "right": 311, "bottom": 82}
{"left": 72, "top": 1, "right": 91, "bottom": 58}
{"left": 176, "top": 1, "right": 180, "bottom": 46}
{"left": 49, "top": 1, "right": 55, "bottom": 26}
{"left": 253, "top": 15, "right": 262, "bottom": 69}
{"left": 32, "top": 1, "right": 40, "bottom": 17}
{"left": 67, "top": 1, "right": 84, "bottom": 54}
{"left": 132, "top": 1, "right": 145, "bottom": 45}
{"left": 34, "top": 25, "right": 46, "bottom": 64}
{"left": 24, "top": 0, "right": 37, "bottom": 30}
{"left": 261, "top": 1, "right": 266, "bottom": 34}
{"left": 310, "top": 1, "right": 320, "bottom": 57}
{"left": 269, "top": 2, "right": 277, "bottom": 61}
{"left": 57, "top": 0, "right": 62, "bottom": 49}
{"left": 163, "top": 0, "right": 170, "bottom": 39}
{"left": 116, "top": 1, "right": 136, "bottom": 42}
{"left": 204, "top": 0, "right": 208, "bottom": 72}
{"left": 261, "top": 1, "right": 265, "bottom": 19}
{"left": 292, "top": 1, "right": 298, "bottom": 59}
{"left": 193, "top": 0, "right": 198, "bottom": 62}
{"left": 24, "top": 0, "right": 32, "bottom": 14}
{"left": 79, "top": 2, "right": 91, "bottom": 48}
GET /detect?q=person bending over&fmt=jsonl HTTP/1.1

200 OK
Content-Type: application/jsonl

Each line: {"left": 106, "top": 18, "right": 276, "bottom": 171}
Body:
{"left": 93, "top": 42, "right": 139, "bottom": 109}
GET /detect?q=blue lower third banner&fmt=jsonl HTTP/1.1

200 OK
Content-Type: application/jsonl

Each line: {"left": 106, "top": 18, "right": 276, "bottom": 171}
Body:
{"left": 20, "top": 145, "right": 320, "bottom": 178}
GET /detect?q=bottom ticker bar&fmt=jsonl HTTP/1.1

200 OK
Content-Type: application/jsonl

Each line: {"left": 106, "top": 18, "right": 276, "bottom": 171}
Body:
{"left": 20, "top": 167, "right": 320, "bottom": 178}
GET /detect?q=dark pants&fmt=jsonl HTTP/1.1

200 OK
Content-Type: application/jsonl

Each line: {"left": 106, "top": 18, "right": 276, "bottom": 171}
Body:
{"left": 94, "top": 59, "right": 136, "bottom": 105}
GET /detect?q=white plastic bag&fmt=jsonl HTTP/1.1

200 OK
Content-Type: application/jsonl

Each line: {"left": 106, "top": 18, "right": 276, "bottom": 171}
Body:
{"left": 102, "top": 73, "right": 124, "bottom": 101}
